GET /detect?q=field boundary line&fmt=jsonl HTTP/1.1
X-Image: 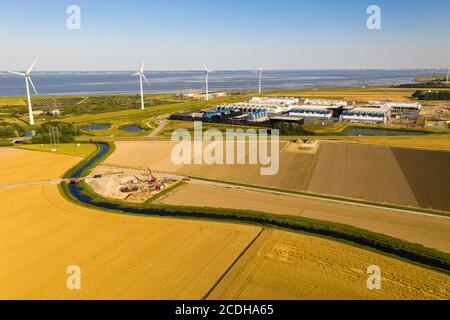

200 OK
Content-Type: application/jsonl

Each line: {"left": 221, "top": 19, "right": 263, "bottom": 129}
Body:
{"left": 201, "top": 228, "right": 265, "bottom": 300}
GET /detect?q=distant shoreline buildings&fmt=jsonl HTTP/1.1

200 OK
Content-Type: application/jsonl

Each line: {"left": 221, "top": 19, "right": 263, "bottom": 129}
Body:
{"left": 171, "top": 96, "right": 421, "bottom": 126}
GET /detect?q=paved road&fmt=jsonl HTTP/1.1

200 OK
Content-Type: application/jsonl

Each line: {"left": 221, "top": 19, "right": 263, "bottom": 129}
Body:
{"left": 0, "top": 173, "right": 118, "bottom": 189}
{"left": 147, "top": 119, "right": 168, "bottom": 138}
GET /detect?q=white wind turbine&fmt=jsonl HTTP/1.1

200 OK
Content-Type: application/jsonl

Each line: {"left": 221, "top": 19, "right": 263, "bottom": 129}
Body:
{"left": 446, "top": 60, "right": 450, "bottom": 85}
{"left": 257, "top": 65, "right": 264, "bottom": 94}
{"left": 8, "top": 59, "right": 38, "bottom": 125}
{"left": 202, "top": 63, "right": 215, "bottom": 101}
{"left": 132, "top": 60, "right": 151, "bottom": 110}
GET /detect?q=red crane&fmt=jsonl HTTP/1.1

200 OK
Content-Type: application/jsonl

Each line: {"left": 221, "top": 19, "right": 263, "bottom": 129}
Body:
{"left": 147, "top": 167, "right": 157, "bottom": 182}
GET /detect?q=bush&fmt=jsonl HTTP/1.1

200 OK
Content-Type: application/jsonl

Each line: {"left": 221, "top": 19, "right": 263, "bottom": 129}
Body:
{"left": 31, "top": 121, "right": 79, "bottom": 144}
{"left": 0, "top": 122, "right": 26, "bottom": 137}
{"left": 31, "top": 133, "right": 75, "bottom": 144}
{"left": 412, "top": 90, "right": 450, "bottom": 100}
{"left": 273, "top": 122, "right": 313, "bottom": 136}
{"left": 38, "top": 121, "right": 80, "bottom": 135}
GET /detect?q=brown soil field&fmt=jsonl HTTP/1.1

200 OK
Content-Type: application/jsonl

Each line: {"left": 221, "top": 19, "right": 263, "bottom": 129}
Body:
{"left": 0, "top": 184, "right": 261, "bottom": 299}
{"left": 178, "top": 150, "right": 315, "bottom": 191}
{"left": 158, "top": 183, "right": 450, "bottom": 253}
{"left": 207, "top": 229, "right": 450, "bottom": 300}
{"left": 104, "top": 141, "right": 316, "bottom": 191}
{"left": 0, "top": 148, "right": 82, "bottom": 184}
{"left": 392, "top": 148, "right": 450, "bottom": 211}
{"left": 307, "top": 143, "right": 419, "bottom": 207}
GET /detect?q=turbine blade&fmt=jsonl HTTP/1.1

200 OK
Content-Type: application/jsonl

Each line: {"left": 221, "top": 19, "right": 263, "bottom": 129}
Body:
{"left": 132, "top": 72, "right": 140, "bottom": 76}
{"left": 142, "top": 74, "right": 151, "bottom": 89}
{"left": 7, "top": 71, "right": 25, "bottom": 76}
{"left": 28, "top": 77, "right": 38, "bottom": 95}
{"left": 202, "top": 63, "right": 208, "bottom": 72}
{"left": 27, "top": 59, "right": 38, "bottom": 74}
{"left": 140, "top": 60, "right": 145, "bottom": 73}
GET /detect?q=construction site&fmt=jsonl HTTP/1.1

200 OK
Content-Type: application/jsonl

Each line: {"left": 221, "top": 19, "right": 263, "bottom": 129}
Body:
{"left": 87, "top": 166, "right": 180, "bottom": 203}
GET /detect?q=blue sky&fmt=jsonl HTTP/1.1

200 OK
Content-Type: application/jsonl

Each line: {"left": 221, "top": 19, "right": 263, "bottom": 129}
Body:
{"left": 0, "top": 0, "right": 449, "bottom": 70}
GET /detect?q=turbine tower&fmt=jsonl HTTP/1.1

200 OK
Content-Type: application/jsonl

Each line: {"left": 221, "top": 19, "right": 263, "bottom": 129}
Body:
{"left": 257, "top": 65, "right": 264, "bottom": 94}
{"left": 132, "top": 60, "right": 151, "bottom": 110}
{"left": 203, "top": 63, "right": 215, "bottom": 101}
{"left": 8, "top": 59, "right": 38, "bottom": 125}
{"left": 446, "top": 60, "right": 450, "bottom": 85}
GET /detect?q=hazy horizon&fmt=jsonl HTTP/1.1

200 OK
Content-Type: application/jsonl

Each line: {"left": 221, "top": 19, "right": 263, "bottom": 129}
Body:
{"left": 0, "top": 68, "right": 448, "bottom": 73}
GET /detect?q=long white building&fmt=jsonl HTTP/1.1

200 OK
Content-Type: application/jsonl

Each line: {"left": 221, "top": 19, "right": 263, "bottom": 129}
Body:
{"left": 216, "top": 96, "right": 299, "bottom": 114}
{"left": 216, "top": 103, "right": 290, "bottom": 114}
{"left": 289, "top": 105, "right": 335, "bottom": 119}
{"left": 304, "top": 99, "right": 347, "bottom": 107}
{"left": 250, "top": 96, "right": 300, "bottom": 105}
{"left": 385, "top": 102, "right": 421, "bottom": 117}
{"left": 340, "top": 106, "right": 391, "bottom": 124}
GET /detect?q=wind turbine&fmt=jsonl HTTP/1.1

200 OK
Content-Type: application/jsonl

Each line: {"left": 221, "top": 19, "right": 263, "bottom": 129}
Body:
{"left": 132, "top": 60, "right": 151, "bottom": 110}
{"left": 8, "top": 59, "right": 38, "bottom": 125}
{"left": 202, "top": 63, "right": 215, "bottom": 101}
{"left": 257, "top": 65, "right": 264, "bottom": 94}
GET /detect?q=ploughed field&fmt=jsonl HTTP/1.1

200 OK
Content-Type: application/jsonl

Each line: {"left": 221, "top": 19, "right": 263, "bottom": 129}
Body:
{"left": 105, "top": 141, "right": 450, "bottom": 212}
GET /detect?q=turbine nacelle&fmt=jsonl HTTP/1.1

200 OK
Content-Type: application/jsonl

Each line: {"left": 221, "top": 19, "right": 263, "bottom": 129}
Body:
{"left": 203, "top": 63, "right": 215, "bottom": 74}
{"left": 7, "top": 59, "right": 38, "bottom": 125}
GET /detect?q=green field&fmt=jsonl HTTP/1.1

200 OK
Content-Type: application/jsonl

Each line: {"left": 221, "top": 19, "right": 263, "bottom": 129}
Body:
{"left": 0, "top": 97, "right": 26, "bottom": 107}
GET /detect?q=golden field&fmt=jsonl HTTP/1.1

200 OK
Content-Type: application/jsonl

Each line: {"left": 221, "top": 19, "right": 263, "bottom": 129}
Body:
{"left": 0, "top": 148, "right": 82, "bottom": 184}
{"left": 0, "top": 184, "right": 261, "bottom": 299}
{"left": 15, "top": 143, "right": 98, "bottom": 158}
{"left": 1, "top": 147, "right": 449, "bottom": 299}
{"left": 158, "top": 183, "right": 450, "bottom": 253}
{"left": 208, "top": 229, "right": 450, "bottom": 300}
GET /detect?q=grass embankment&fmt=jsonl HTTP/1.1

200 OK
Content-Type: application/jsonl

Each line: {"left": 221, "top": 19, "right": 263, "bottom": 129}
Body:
{"left": 158, "top": 120, "right": 269, "bottom": 137}
{"left": 15, "top": 143, "right": 98, "bottom": 158}
{"left": 303, "top": 122, "right": 446, "bottom": 135}
{"left": 59, "top": 142, "right": 450, "bottom": 274}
